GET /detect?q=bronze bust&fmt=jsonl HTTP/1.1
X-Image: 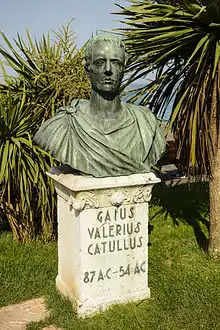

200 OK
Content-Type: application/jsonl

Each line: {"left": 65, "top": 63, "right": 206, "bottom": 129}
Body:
{"left": 34, "top": 34, "right": 166, "bottom": 177}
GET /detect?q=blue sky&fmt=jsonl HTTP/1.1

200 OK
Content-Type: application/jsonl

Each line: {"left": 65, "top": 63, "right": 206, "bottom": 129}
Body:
{"left": 0, "top": 0, "right": 128, "bottom": 48}
{"left": 0, "top": 0, "right": 154, "bottom": 90}
{"left": 0, "top": 0, "right": 171, "bottom": 117}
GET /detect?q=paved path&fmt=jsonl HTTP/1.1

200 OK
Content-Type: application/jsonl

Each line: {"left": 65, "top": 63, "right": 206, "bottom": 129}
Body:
{"left": 0, "top": 297, "right": 61, "bottom": 329}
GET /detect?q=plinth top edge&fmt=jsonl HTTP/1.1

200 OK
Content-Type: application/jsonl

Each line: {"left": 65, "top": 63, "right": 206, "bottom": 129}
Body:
{"left": 46, "top": 168, "right": 161, "bottom": 191}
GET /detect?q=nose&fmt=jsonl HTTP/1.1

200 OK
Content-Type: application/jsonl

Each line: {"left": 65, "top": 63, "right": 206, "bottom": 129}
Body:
{"left": 104, "top": 60, "right": 112, "bottom": 75}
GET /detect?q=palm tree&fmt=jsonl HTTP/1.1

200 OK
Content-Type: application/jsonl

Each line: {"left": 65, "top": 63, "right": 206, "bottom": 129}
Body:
{"left": 0, "top": 20, "right": 91, "bottom": 120}
{"left": 115, "top": 0, "right": 220, "bottom": 256}
{"left": 0, "top": 86, "right": 57, "bottom": 241}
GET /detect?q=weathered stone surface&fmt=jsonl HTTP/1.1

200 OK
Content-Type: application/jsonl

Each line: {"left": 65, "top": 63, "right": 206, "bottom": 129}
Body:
{"left": 48, "top": 171, "right": 160, "bottom": 317}
{"left": 0, "top": 297, "right": 49, "bottom": 329}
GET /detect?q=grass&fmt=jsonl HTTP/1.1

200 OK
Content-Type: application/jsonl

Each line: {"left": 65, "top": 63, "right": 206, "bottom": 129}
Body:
{"left": 1, "top": 181, "right": 220, "bottom": 329}
{"left": 0, "top": 234, "right": 57, "bottom": 306}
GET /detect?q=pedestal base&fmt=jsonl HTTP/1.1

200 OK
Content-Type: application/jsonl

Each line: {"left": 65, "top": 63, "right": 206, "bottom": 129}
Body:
{"left": 56, "top": 275, "right": 150, "bottom": 317}
{"left": 47, "top": 171, "right": 160, "bottom": 317}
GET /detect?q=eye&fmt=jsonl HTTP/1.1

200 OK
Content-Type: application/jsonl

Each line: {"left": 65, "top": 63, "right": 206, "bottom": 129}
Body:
{"left": 112, "top": 60, "right": 122, "bottom": 67}
{"left": 94, "top": 60, "right": 105, "bottom": 67}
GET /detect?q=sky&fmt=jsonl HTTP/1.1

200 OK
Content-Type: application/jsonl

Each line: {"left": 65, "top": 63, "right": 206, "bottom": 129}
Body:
{"left": 0, "top": 0, "right": 128, "bottom": 48}
{"left": 0, "top": 0, "right": 171, "bottom": 118}
{"left": 0, "top": 0, "right": 155, "bottom": 92}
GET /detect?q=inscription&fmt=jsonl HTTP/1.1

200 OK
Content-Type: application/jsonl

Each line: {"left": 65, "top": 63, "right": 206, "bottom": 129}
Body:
{"left": 88, "top": 236, "right": 143, "bottom": 255}
{"left": 88, "top": 222, "right": 141, "bottom": 239}
{"left": 83, "top": 261, "right": 146, "bottom": 283}
{"left": 96, "top": 206, "right": 134, "bottom": 222}
{"left": 86, "top": 205, "right": 145, "bottom": 255}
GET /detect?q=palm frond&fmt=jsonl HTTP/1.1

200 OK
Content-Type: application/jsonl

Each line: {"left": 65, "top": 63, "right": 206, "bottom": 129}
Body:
{"left": 116, "top": 0, "right": 220, "bottom": 176}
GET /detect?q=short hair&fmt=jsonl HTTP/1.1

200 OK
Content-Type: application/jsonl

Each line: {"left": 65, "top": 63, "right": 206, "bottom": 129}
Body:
{"left": 84, "top": 33, "right": 128, "bottom": 66}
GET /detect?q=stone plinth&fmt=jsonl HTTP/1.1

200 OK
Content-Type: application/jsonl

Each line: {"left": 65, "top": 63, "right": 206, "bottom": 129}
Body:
{"left": 47, "top": 170, "right": 160, "bottom": 317}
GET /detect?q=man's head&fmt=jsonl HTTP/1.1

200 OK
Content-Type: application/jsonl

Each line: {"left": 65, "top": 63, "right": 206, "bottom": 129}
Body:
{"left": 84, "top": 34, "right": 128, "bottom": 95}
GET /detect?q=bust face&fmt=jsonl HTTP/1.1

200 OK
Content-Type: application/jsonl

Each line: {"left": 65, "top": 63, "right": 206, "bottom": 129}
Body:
{"left": 87, "top": 41, "right": 125, "bottom": 94}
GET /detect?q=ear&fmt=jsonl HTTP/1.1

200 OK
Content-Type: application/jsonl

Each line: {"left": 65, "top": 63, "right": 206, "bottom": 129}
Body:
{"left": 85, "top": 64, "right": 90, "bottom": 73}
{"left": 83, "top": 59, "right": 91, "bottom": 76}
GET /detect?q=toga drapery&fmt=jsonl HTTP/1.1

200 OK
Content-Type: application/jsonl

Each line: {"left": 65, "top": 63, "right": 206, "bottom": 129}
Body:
{"left": 34, "top": 99, "right": 166, "bottom": 177}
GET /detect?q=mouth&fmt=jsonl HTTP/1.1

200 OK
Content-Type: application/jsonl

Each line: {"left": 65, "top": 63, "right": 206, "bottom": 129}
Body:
{"left": 103, "top": 79, "right": 114, "bottom": 85}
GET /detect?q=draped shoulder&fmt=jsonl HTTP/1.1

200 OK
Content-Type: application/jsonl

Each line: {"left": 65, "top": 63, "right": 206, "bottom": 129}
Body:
{"left": 34, "top": 100, "right": 166, "bottom": 177}
{"left": 34, "top": 100, "right": 81, "bottom": 165}
{"left": 126, "top": 103, "right": 166, "bottom": 165}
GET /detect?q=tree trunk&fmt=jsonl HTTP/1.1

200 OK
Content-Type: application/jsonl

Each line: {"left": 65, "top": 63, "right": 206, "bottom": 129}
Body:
{"left": 209, "top": 163, "right": 220, "bottom": 257}
{"left": 208, "top": 70, "right": 220, "bottom": 257}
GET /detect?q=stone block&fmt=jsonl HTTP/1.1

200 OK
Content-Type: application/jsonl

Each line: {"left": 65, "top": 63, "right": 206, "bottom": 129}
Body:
{"left": 47, "top": 171, "right": 160, "bottom": 317}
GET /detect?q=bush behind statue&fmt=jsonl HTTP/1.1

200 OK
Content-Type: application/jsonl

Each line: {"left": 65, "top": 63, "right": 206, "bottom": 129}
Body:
{"left": 0, "top": 21, "right": 91, "bottom": 242}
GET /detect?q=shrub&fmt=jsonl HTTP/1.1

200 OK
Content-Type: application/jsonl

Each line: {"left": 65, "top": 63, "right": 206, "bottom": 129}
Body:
{"left": 0, "top": 22, "right": 91, "bottom": 241}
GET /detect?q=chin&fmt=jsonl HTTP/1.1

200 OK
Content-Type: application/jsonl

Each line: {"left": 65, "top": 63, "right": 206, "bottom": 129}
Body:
{"left": 102, "top": 88, "right": 118, "bottom": 93}
{"left": 96, "top": 86, "right": 119, "bottom": 94}
{"left": 103, "top": 87, "right": 117, "bottom": 93}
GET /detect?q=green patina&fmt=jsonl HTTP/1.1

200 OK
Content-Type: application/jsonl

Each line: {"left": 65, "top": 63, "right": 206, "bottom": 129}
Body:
{"left": 34, "top": 34, "right": 166, "bottom": 177}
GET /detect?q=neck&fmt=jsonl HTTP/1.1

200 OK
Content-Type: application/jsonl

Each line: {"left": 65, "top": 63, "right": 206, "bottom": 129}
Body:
{"left": 89, "top": 90, "right": 122, "bottom": 119}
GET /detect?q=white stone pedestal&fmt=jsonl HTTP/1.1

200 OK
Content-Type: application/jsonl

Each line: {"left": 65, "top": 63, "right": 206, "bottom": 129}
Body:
{"left": 47, "top": 170, "right": 160, "bottom": 317}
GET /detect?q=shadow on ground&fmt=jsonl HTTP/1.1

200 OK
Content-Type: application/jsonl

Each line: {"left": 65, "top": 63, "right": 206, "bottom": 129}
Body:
{"left": 151, "top": 181, "right": 210, "bottom": 250}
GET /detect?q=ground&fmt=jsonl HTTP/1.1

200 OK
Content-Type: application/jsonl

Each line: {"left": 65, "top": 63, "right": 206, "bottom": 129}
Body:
{"left": 1, "top": 181, "right": 220, "bottom": 329}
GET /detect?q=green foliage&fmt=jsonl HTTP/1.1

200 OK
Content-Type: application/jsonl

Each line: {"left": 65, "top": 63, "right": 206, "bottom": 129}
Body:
{"left": 0, "top": 22, "right": 91, "bottom": 241}
{"left": 0, "top": 20, "right": 91, "bottom": 119}
{"left": 0, "top": 87, "right": 57, "bottom": 241}
{"left": 115, "top": 0, "right": 220, "bottom": 176}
